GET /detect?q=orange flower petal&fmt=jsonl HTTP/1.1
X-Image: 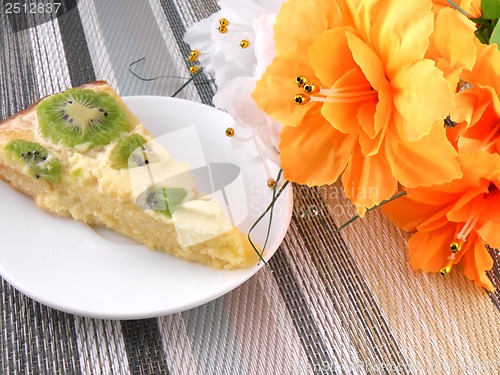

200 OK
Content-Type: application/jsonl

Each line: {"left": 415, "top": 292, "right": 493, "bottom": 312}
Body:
{"left": 406, "top": 185, "right": 467, "bottom": 206}
{"left": 446, "top": 186, "right": 489, "bottom": 223}
{"left": 321, "top": 68, "right": 369, "bottom": 135}
{"left": 343, "top": 0, "right": 377, "bottom": 41}
{"left": 274, "top": 0, "right": 344, "bottom": 55}
{"left": 392, "top": 60, "right": 455, "bottom": 141}
{"left": 459, "top": 151, "right": 500, "bottom": 186}
{"left": 477, "top": 221, "right": 500, "bottom": 250}
{"left": 428, "top": 8, "right": 476, "bottom": 72}
{"left": 408, "top": 222, "right": 457, "bottom": 273}
{"left": 279, "top": 112, "right": 357, "bottom": 186}
{"left": 252, "top": 53, "right": 320, "bottom": 128}
{"left": 345, "top": 29, "right": 386, "bottom": 91}
{"left": 371, "top": 0, "right": 434, "bottom": 79}
{"left": 356, "top": 101, "right": 378, "bottom": 144}
{"left": 308, "top": 27, "right": 359, "bottom": 87}
{"left": 387, "top": 125, "right": 461, "bottom": 188}
{"left": 461, "top": 236, "right": 495, "bottom": 292}
{"left": 346, "top": 32, "right": 392, "bottom": 143}
{"left": 462, "top": 40, "right": 500, "bottom": 94}
{"left": 381, "top": 195, "right": 446, "bottom": 231}
{"left": 480, "top": 191, "right": 500, "bottom": 222}
{"left": 417, "top": 204, "right": 456, "bottom": 232}
{"left": 342, "top": 143, "right": 397, "bottom": 211}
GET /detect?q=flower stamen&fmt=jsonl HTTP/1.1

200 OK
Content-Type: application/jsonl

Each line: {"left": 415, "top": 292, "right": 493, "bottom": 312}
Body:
{"left": 441, "top": 205, "right": 479, "bottom": 275}
{"left": 295, "top": 76, "right": 309, "bottom": 88}
{"left": 449, "top": 240, "right": 464, "bottom": 253}
{"left": 456, "top": 212, "right": 480, "bottom": 242}
{"left": 440, "top": 258, "right": 454, "bottom": 275}
{"left": 294, "top": 78, "right": 377, "bottom": 105}
{"left": 478, "top": 123, "right": 500, "bottom": 152}
{"left": 217, "top": 18, "right": 250, "bottom": 33}
{"left": 187, "top": 50, "right": 200, "bottom": 62}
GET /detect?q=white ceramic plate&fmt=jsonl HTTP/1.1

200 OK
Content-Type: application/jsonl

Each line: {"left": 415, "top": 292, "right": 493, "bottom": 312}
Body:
{"left": 0, "top": 96, "right": 292, "bottom": 319}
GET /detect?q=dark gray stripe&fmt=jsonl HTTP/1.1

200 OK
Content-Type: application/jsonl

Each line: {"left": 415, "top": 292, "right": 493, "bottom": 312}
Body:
{"left": 121, "top": 319, "right": 170, "bottom": 375}
{"left": 159, "top": 0, "right": 216, "bottom": 106}
{"left": 295, "top": 186, "right": 409, "bottom": 374}
{"left": 487, "top": 246, "right": 500, "bottom": 311}
{"left": 269, "top": 243, "right": 335, "bottom": 374}
{"left": 1, "top": 279, "right": 82, "bottom": 375}
{"left": 57, "top": 0, "right": 96, "bottom": 86}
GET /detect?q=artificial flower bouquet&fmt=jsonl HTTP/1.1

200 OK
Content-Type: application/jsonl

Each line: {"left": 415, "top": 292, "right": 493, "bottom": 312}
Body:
{"left": 184, "top": 0, "right": 500, "bottom": 291}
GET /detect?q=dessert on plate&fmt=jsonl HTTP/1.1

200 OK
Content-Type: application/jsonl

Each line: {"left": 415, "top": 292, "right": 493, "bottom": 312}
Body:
{"left": 0, "top": 81, "right": 259, "bottom": 269}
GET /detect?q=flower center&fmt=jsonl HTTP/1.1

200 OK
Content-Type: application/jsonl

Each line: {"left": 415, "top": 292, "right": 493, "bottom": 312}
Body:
{"left": 293, "top": 76, "right": 377, "bottom": 105}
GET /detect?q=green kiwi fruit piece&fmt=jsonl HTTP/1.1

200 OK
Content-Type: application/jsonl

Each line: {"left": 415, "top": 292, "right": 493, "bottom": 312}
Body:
{"left": 136, "top": 186, "right": 187, "bottom": 217}
{"left": 36, "top": 88, "right": 131, "bottom": 148}
{"left": 109, "top": 134, "right": 147, "bottom": 169}
{"left": 5, "top": 139, "right": 61, "bottom": 183}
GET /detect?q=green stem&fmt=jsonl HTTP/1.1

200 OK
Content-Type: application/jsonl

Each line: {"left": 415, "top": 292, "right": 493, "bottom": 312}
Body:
{"left": 248, "top": 171, "right": 289, "bottom": 266}
{"left": 333, "top": 190, "right": 408, "bottom": 234}
{"left": 447, "top": 0, "right": 470, "bottom": 16}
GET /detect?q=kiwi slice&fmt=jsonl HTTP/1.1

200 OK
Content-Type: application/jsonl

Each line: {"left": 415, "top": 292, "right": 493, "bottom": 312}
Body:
{"left": 36, "top": 88, "right": 131, "bottom": 148}
{"left": 109, "top": 134, "right": 148, "bottom": 169}
{"left": 5, "top": 139, "right": 61, "bottom": 183}
{"left": 136, "top": 186, "right": 187, "bottom": 217}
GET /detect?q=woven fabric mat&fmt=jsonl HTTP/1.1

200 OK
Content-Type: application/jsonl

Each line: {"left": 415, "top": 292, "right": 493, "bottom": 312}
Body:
{"left": 1, "top": 1, "right": 499, "bottom": 374}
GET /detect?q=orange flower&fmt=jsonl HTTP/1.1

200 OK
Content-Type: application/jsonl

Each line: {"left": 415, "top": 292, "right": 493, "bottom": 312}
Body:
{"left": 382, "top": 151, "right": 499, "bottom": 291}
{"left": 426, "top": 7, "right": 477, "bottom": 89}
{"left": 253, "top": 0, "right": 466, "bottom": 212}
{"left": 447, "top": 42, "right": 500, "bottom": 152}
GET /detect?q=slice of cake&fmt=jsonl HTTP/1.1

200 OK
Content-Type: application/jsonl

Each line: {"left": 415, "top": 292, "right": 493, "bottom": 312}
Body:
{"left": 0, "top": 81, "right": 259, "bottom": 269}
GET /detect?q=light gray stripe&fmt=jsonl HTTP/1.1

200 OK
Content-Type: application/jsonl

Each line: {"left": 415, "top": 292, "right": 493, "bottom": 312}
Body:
{"left": 0, "top": 10, "right": 40, "bottom": 117}
{"left": 158, "top": 314, "right": 201, "bottom": 375}
{"left": 180, "top": 298, "right": 242, "bottom": 375}
{"left": 158, "top": 0, "right": 216, "bottom": 106}
{"left": 270, "top": 240, "right": 336, "bottom": 374}
{"left": 294, "top": 186, "right": 410, "bottom": 373}
{"left": 88, "top": 0, "right": 191, "bottom": 98}
{"left": 233, "top": 268, "right": 317, "bottom": 375}
{"left": 75, "top": 318, "right": 130, "bottom": 375}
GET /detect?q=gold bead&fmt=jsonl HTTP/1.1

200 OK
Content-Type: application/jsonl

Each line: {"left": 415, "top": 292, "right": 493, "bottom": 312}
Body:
{"left": 440, "top": 260, "right": 453, "bottom": 275}
{"left": 449, "top": 241, "right": 462, "bottom": 253}
{"left": 218, "top": 25, "right": 228, "bottom": 33}
{"left": 188, "top": 50, "right": 199, "bottom": 62}
{"left": 225, "top": 127, "right": 235, "bottom": 137}
{"left": 295, "top": 75, "right": 308, "bottom": 88}
{"left": 294, "top": 94, "right": 310, "bottom": 105}
{"left": 267, "top": 178, "right": 276, "bottom": 189}
{"left": 189, "top": 66, "right": 199, "bottom": 74}
{"left": 239, "top": 39, "right": 250, "bottom": 49}
{"left": 304, "top": 83, "right": 319, "bottom": 94}
{"left": 219, "top": 18, "right": 229, "bottom": 27}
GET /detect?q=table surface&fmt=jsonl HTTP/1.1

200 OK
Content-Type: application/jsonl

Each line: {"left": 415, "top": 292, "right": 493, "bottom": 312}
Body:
{"left": 1, "top": 1, "right": 499, "bottom": 374}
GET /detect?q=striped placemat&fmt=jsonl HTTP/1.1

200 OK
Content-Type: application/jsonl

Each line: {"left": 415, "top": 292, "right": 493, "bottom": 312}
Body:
{"left": 1, "top": 1, "right": 498, "bottom": 374}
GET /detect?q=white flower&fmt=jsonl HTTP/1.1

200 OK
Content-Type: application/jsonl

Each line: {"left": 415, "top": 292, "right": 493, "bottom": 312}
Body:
{"left": 184, "top": 0, "right": 285, "bottom": 167}
{"left": 213, "top": 76, "right": 281, "bottom": 165}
